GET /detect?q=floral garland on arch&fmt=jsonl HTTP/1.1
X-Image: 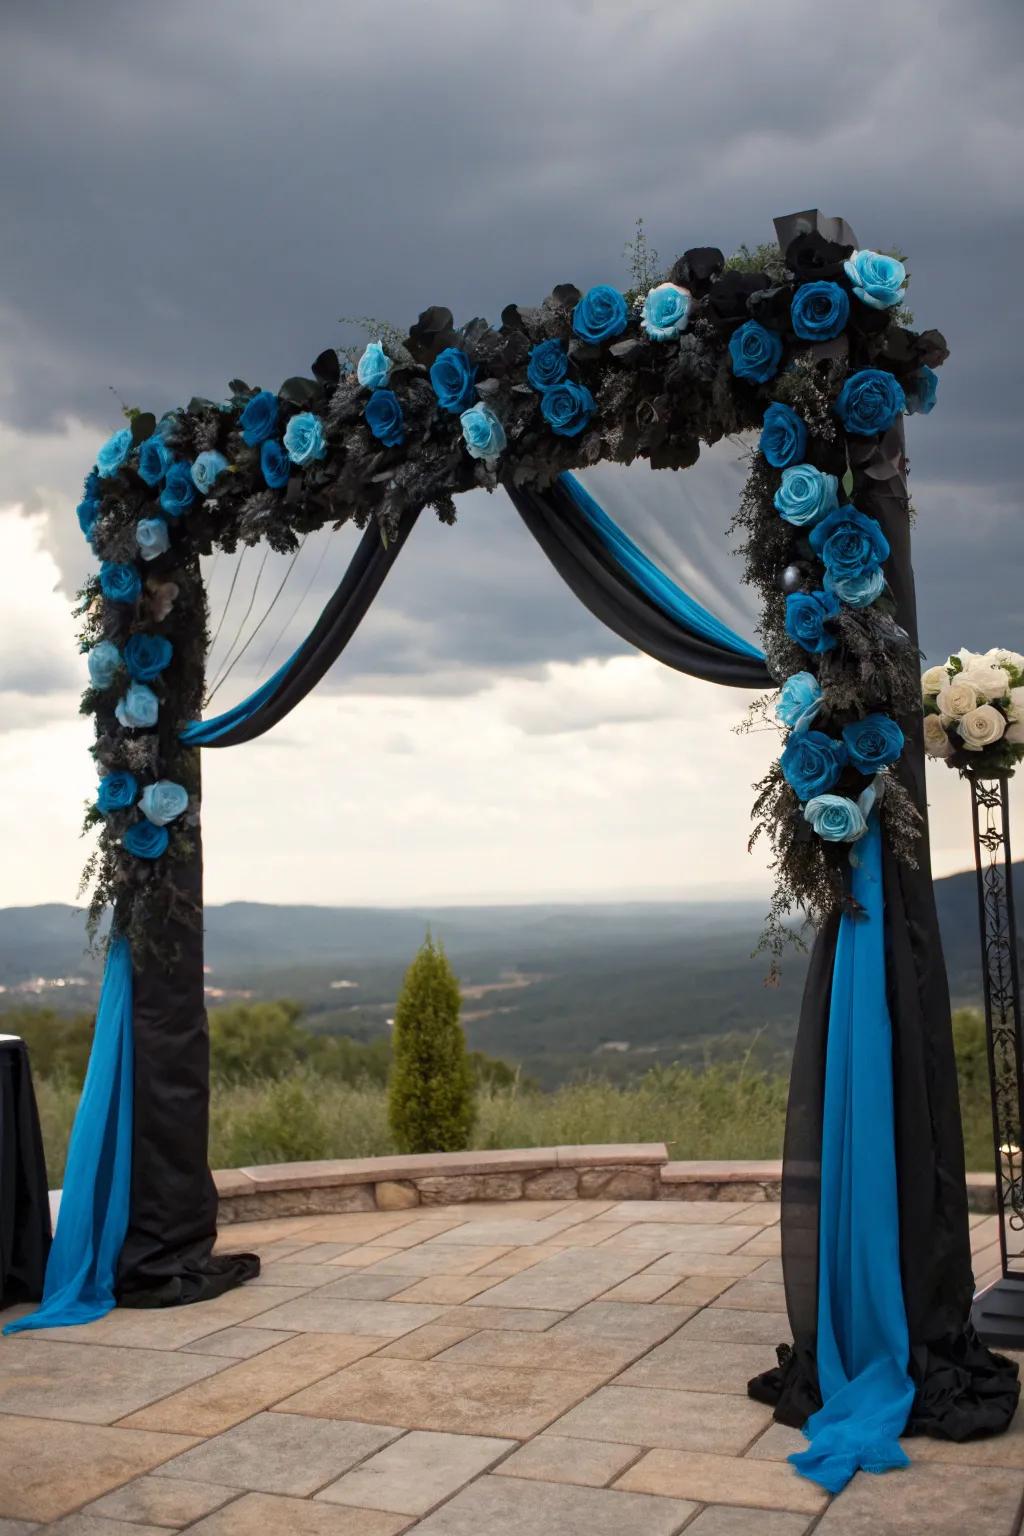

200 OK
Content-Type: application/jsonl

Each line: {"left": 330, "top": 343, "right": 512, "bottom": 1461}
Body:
{"left": 922, "top": 649, "right": 1024, "bottom": 777}
{"left": 73, "top": 223, "right": 947, "bottom": 958}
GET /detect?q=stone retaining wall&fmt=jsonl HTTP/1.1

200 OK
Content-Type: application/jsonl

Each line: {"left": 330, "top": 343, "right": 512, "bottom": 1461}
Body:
{"left": 213, "top": 1147, "right": 998, "bottom": 1223}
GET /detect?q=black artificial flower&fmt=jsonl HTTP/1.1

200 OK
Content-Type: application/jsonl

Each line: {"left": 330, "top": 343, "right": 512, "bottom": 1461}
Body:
{"left": 669, "top": 248, "right": 724, "bottom": 296}
{"left": 785, "top": 232, "right": 853, "bottom": 284}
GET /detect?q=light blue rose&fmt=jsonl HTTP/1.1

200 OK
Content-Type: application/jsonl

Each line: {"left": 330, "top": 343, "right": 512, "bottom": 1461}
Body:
{"left": 843, "top": 250, "right": 907, "bottom": 310}
{"left": 115, "top": 682, "right": 159, "bottom": 730}
{"left": 641, "top": 282, "right": 692, "bottom": 342}
{"left": 139, "top": 779, "right": 190, "bottom": 826}
{"left": 96, "top": 428, "right": 132, "bottom": 479}
{"left": 136, "top": 517, "right": 170, "bottom": 561}
{"left": 137, "top": 434, "right": 173, "bottom": 486}
{"left": 87, "top": 640, "right": 122, "bottom": 690}
{"left": 777, "top": 671, "right": 823, "bottom": 733}
{"left": 906, "top": 366, "right": 939, "bottom": 416}
{"left": 804, "top": 794, "right": 868, "bottom": 843}
{"left": 460, "top": 403, "right": 506, "bottom": 461}
{"left": 283, "top": 412, "right": 327, "bottom": 465}
{"left": 773, "top": 464, "right": 839, "bottom": 528}
{"left": 824, "top": 566, "right": 886, "bottom": 608}
{"left": 191, "top": 450, "right": 230, "bottom": 495}
{"left": 357, "top": 341, "right": 392, "bottom": 391}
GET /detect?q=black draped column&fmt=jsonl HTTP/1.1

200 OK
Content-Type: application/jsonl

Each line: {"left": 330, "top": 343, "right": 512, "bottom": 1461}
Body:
{"left": 759, "top": 420, "right": 1019, "bottom": 1437}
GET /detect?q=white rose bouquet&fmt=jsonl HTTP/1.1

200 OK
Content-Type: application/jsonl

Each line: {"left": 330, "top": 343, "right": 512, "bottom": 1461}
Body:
{"left": 922, "top": 648, "right": 1024, "bottom": 776}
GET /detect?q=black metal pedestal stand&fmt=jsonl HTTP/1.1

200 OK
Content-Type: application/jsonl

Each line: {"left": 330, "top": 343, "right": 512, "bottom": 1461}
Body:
{"left": 968, "top": 775, "right": 1024, "bottom": 1347}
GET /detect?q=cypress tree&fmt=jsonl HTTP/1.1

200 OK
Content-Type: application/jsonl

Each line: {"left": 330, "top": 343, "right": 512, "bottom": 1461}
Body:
{"left": 388, "top": 934, "right": 475, "bottom": 1154}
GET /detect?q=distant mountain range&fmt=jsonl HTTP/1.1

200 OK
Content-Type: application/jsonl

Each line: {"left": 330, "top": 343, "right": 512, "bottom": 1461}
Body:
{"left": 0, "top": 863, "right": 1017, "bottom": 1087}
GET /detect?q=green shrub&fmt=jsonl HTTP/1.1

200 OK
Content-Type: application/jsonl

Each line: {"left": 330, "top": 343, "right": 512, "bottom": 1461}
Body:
{"left": 388, "top": 935, "right": 475, "bottom": 1154}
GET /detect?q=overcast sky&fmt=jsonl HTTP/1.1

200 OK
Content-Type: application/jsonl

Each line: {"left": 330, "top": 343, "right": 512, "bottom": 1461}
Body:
{"left": 1, "top": 0, "right": 1022, "bottom": 910}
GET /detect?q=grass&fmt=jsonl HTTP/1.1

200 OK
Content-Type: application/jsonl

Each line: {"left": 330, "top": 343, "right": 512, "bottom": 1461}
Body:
{"left": 32, "top": 1008, "right": 997, "bottom": 1186}
{"left": 35, "top": 1058, "right": 792, "bottom": 1185}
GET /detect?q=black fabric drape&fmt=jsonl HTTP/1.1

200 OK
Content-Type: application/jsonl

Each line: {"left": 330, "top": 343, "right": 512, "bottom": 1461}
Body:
{"left": 507, "top": 479, "right": 773, "bottom": 691}
{"left": 117, "top": 797, "right": 258, "bottom": 1307}
{"left": 749, "top": 421, "right": 1020, "bottom": 1439}
{"left": 0, "top": 1038, "right": 51, "bottom": 1308}
{"left": 197, "top": 509, "right": 421, "bottom": 749}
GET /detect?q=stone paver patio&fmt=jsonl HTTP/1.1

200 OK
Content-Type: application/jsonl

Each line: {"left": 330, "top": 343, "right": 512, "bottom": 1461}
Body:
{"left": 0, "top": 1199, "right": 1016, "bottom": 1535}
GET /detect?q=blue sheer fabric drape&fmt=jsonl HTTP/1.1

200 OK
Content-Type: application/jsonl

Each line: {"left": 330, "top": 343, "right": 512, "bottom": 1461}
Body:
{"left": 4, "top": 936, "right": 134, "bottom": 1334}
{"left": 180, "top": 646, "right": 299, "bottom": 747}
{"left": 789, "top": 814, "right": 915, "bottom": 1492}
{"left": 559, "top": 473, "right": 765, "bottom": 661}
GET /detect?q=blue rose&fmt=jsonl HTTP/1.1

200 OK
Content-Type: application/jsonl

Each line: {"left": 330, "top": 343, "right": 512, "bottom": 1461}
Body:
{"left": 834, "top": 369, "right": 905, "bottom": 437}
{"left": 96, "top": 771, "right": 138, "bottom": 814}
{"left": 804, "top": 794, "right": 868, "bottom": 843}
{"left": 191, "top": 450, "right": 230, "bottom": 495}
{"left": 809, "top": 505, "right": 889, "bottom": 580}
{"left": 87, "top": 640, "right": 122, "bottom": 690}
{"left": 124, "top": 632, "right": 172, "bottom": 681}
{"left": 137, "top": 434, "right": 173, "bottom": 487}
{"left": 99, "top": 561, "right": 142, "bottom": 605}
{"left": 780, "top": 729, "right": 847, "bottom": 801}
{"left": 841, "top": 713, "right": 905, "bottom": 775}
{"left": 906, "top": 366, "right": 939, "bottom": 416}
{"left": 729, "top": 321, "right": 783, "bottom": 383}
{"left": 160, "top": 461, "right": 198, "bottom": 516}
{"left": 123, "top": 820, "right": 169, "bottom": 860}
{"left": 77, "top": 498, "right": 100, "bottom": 539}
{"left": 773, "top": 464, "right": 839, "bottom": 528}
{"left": 139, "top": 779, "right": 190, "bottom": 826}
{"left": 136, "top": 517, "right": 170, "bottom": 562}
{"left": 115, "top": 681, "right": 159, "bottom": 730}
{"left": 790, "top": 281, "right": 850, "bottom": 342}
{"left": 260, "top": 439, "right": 290, "bottom": 489}
{"left": 430, "top": 348, "right": 477, "bottom": 414}
{"left": 785, "top": 589, "right": 840, "bottom": 654}
{"left": 573, "top": 284, "right": 628, "bottom": 345}
{"left": 283, "top": 412, "right": 328, "bottom": 465}
{"left": 759, "top": 403, "right": 807, "bottom": 468}
{"left": 84, "top": 469, "right": 101, "bottom": 500}
{"left": 364, "top": 389, "right": 405, "bottom": 447}
{"left": 824, "top": 567, "right": 886, "bottom": 608}
{"left": 96, "top": 428, "right": 132, "bottom": 479}
{"left": 239, "top": 390, "right": 279, "bottom": 447}
{"left": 641, "top": 282, "right": 692, "bottom": 342}
{"left": 460, "top": 403, "right": 506, "bottom": 461}
{"left": 356, "top": 342, "right": 392, "bottom": 391}
{"left": 540, "top": 379, "right": 596, "bottom": 438}
{"left": 777, "top": 671, "right": 823, "bottom": 732}
{"left": 526, "top": 339, "right": 569, "bottom": 392}
{"left": 843, "top": 250, "right": 906, "bottom": 310}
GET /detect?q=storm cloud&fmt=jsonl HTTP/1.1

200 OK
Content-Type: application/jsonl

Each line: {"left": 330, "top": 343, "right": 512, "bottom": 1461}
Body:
{"left": 2, "top": 0, "right": 1022, "bottom": 699}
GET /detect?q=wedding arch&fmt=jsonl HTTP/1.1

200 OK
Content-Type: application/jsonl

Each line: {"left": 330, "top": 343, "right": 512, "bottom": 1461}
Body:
{"left": 10, "top": 209, "right": 1019, "bottom": 1492}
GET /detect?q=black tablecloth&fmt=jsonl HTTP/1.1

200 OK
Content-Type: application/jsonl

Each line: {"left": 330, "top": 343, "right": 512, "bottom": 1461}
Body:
{"left": 0, "top": 1037, "right": 51, "bottom": 1307}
